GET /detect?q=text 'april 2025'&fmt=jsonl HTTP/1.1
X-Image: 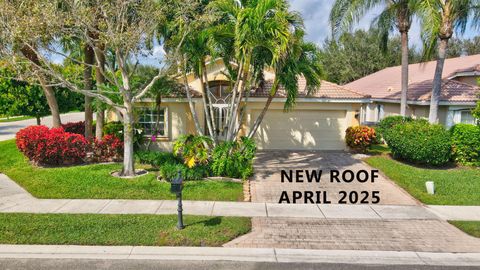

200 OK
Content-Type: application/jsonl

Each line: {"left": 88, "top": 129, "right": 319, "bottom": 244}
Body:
{"left": 278, "top": 169, "right": 381, "bottom": 204}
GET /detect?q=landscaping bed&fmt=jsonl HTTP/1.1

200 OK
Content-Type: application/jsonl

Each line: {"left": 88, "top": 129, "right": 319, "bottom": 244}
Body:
{"left": 0, "top": 213, "right": 251, "bottom": 246}
{"left": 449, "top": 221, "right": 480, "bottom": 238}
{"left": 0, "top": 140, "right": 243, "bottom": 201}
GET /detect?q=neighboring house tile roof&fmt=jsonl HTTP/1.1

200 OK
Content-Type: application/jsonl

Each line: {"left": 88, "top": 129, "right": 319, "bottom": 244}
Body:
{"left": 345, "top": 54, "right": 480, "bottom": 103}
{"left": 251, "top": 78, "right": 368, "bottom": 100}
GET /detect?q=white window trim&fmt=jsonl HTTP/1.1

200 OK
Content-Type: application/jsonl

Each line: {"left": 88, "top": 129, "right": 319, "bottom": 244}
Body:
{"left": 138, "top": 106, "right": 169, "bottom": 138}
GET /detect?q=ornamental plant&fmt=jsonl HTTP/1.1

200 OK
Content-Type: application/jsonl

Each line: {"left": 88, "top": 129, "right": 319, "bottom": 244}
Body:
{"left": 91, "top": 134, "right": 124, "bottom": 163}
{"left": 376, "top": 115, "right": 413, "bottom": 141}
{"left": 61, "top": 121, "right": 86, "bottom": 135}
{"left": 345, "top": 126, "right": 377, "bottom": 153}
{"left": 450, "top": 124, "right": 480, "bottom": 166}
{"left": 16, "top": 125, "right": 87, "bottom": 165}
{"left": 210, "top": 137, "right": 257, "bottom": 180}
{"left": 173, "top": 135, "right": 213, "bottom": 168}
{"left": 385, "top": 120, "right": 451, "bottom": 166}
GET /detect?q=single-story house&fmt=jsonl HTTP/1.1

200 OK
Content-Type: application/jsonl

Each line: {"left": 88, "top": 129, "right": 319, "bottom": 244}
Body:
{"left": 345, "top": 54, "right": 480, "bottom": 128}
{"left": 108, "top": 55, "right": 479, "bottom": 151}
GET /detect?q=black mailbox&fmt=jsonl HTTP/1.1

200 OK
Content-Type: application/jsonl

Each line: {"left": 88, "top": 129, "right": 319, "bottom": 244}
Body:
{"left": 170, "top": 171, "right": 183, "bottom": 194}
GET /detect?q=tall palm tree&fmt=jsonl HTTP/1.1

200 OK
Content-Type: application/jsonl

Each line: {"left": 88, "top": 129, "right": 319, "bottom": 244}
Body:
{"left": 330, "top": 0, "right": 418, "bottom": 116}
{"left": 418, "top": 0, "right": 480, "bottom": 123}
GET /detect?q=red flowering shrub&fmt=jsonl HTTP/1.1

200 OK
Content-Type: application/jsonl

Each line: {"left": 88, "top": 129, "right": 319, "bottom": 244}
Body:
{"left": 345, "top": 126, "right": 377, "bottom": 153}
{"left": 92, "top": 134, "right": 123, "bottom": 162}
{"left": 16, "top": 125, "right": 88, "bottom": 165}
{"left": 16, "top": 125, "right": 50, "bottom": 160}
{"left": 61, "top": 121, "right": 85, "bottom": 135}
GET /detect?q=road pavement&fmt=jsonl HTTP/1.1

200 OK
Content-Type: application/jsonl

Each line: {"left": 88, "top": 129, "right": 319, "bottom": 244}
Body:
{"left": 0, "top": 112, "right": 89, "bottom": 141}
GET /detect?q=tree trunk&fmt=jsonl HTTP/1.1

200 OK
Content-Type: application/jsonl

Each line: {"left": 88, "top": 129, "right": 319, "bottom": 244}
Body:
{"left": 83, "top": 43, "right": 95, "bottom": 140}
{"left": 37, "top": 75, "right": 62, "bottom": 128}
{"left": 121, "top": 108, "right": 135, "bottom": 176}
{"left": 400, "top": 30, "right": 409, "bottom": 117}
{"left": 248, "top": 79, "right": 279, "bottom": 139}
{"left": 20, "top": 45, "right": 62, "bottom": 127}
{"left": 95, "top": 45, "right": 106, "bottom": 139}
{"left": 201, "top": 60, "right": 217, "bottom": 139}
{"left": 182, "top": 60, "right": 204, "bottom": 136}
{"left": 36, "top": 116, "right": 41, "bottom": 125}
{"left": 198, "top": 65, "right": 215, "bottom": 139}
{"left": 428, "top": 38, "right": 449, "bottom": 124}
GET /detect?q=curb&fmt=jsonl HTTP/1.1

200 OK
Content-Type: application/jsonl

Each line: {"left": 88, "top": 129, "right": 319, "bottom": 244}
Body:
{"left": 0, "top": 245, "right": 479, "bottom": 266}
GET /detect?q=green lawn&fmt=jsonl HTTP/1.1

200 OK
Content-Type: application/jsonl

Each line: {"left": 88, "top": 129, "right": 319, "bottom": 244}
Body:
{"left": 0, "top": 116, "right": 33, "bottom": 123}
{"left": 449, "top": 221, "right": 480, "bottom": 238}
{"left": 365, "top": 155, "right": 480, "bottom": 205}
{"left": 0, "top": 140, "right": 243, "bottom": 201}
{"left": 0, "top": 213, "right": 251, "bottom": 246}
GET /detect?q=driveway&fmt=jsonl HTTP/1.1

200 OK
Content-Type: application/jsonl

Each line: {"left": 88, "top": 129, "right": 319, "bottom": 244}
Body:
{"left": 250, "top": 151, "right": 418, "bottom": 205}
{"left": 0, "top": 112, "right": 90, "bottom": 141}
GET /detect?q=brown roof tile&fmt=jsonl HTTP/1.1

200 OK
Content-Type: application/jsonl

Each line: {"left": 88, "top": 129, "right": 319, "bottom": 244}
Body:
{"left": 251, "top": 78, "right": 368, "bottom": 99}
{"left": 345, "top": 54, "right": 480, "bottom": 102}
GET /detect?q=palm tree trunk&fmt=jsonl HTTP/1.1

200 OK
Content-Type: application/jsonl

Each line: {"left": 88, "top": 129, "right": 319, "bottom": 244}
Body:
{"left": 400, "top": 30, "right": 409, "bottom": 116}
{"left": 198, "top": 65, "right": 215, "bottom": 139}
{"left": 247, "top": 79, "right": 279, "bottom": 139}
{"left": 201, "top": 60, "right": 217, "bottom": 139}
{"left": 95, "top": 45, "right": 106, "bottom": 139}
{"left": 182, "top": 63, "right": 204, "bottom": 136}
{"left": 428, "top": 38, "right": 448, "bottom": 124}
{"left": 83, "top": 43, "right": 95, "bottom": 140}
{"left": 20, "top": 45, "right": 62, "bottom": 128}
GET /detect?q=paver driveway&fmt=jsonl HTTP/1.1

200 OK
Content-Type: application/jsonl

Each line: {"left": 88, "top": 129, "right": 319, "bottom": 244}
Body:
{"left": 250, "top": 151, "right": 418, "bottom": 205}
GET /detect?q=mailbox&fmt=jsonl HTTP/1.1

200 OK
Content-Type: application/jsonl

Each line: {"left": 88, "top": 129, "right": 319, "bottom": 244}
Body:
{"left": 170, "top": 170, "right": 183, "bottom": 194}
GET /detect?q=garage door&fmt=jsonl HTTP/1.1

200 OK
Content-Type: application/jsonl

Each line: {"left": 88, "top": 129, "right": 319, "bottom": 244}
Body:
{"left": 253, "top": 109, "right": 347, "bottom": 150}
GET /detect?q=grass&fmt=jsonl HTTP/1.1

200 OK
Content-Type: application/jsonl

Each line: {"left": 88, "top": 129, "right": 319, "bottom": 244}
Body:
{"left": 0, "top": 140, "right": 243, "bottom": 201}
{"left": 0, "top": 116, "right": 33, "bottom": 123}
{"left": 449, "top": 221, "right": 480, "bottom": 238}
{"left": 365, "top": 154, "right": 480, "bottom": 205}
{"left": 0, "top": 213, "right": 251, "bottom": 246}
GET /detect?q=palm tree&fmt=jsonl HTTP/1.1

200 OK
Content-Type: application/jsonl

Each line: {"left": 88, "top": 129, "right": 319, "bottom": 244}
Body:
{"left": 418, "top": 0, "right": 479, "bottom": 123}
{"left": 330, "top": 0, "right": 418, "bottom": 116}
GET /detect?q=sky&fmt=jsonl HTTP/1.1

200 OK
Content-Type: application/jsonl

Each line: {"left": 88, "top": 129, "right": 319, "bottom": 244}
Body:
{"left": 52, "top": 0, "right": 479, "bottom": 66}
{"left": 290, "top": 0, "right": 478, "bottom": 49}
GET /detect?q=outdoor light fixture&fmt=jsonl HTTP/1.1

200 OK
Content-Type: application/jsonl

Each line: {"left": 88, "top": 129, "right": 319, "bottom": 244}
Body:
{"left": 170, "top": 171, "right": 184, "bottom": 229}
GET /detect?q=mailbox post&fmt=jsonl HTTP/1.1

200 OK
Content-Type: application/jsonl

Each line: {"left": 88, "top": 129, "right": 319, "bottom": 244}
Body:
{"left": 170, "top": 170, "right": 184, "bottom": 229}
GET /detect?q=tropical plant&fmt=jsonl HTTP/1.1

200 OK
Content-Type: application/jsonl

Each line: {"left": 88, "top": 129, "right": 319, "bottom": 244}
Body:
{"left": 417, "top": 0, "right": 480, "bottom": 123}
{"left": 210, "top": 136, "right": 256, "bottom": 180}
{"left": 330, "top": 0, "right": 419, "bottom": 117}
{"left": 173, "top": 135, "right": 214, "bottom": 168}
{"left": 345, "top": 126, "right": 377, "bottom": 153}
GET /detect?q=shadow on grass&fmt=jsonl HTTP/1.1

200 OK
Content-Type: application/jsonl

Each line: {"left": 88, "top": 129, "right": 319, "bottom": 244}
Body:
{"left": 186, "top": 217, "right": 222, "bottom": 228}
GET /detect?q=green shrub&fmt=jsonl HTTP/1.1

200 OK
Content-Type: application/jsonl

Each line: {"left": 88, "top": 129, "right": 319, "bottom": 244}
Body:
{"left": 159, "top": 162, "right": 210, "bottom": 181}
{"left": 103, "top": 121, "right": 144, "bottom": 147}
{"left": 136, "top": 151, "right": 180, "bottom": 169}
{"left": 450, "top": 124, "right": 480, "bottom": 166}
{"left": 173, "top": 135, "right": 213, "bottom": 168}
{"left": 376, "top": 115, "right": 413, "bottom": 141}
{"left": 211, "top": 137, "right": 256, "bottom": 180}
{"left": 345, "top": 126, "right": 377, "bottom": 153}
{"left": 385, "top": 120, "right": 451, "bottom": 166}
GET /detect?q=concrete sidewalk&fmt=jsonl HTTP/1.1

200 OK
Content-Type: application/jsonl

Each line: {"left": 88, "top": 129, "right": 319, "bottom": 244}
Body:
{"left": 1, "top": 174, "right": 479, "bottom": 220}
{"left": 0, "top": 245, "right": 480, "bottom": 266}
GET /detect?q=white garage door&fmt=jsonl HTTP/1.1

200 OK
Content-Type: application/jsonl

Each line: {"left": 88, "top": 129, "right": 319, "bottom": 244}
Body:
{"left": 253, "top": 109, "right": 347, "bottom": 150}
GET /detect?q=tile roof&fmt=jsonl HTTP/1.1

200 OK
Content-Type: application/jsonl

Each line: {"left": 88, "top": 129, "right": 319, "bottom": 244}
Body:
{"left": 345, "top": 54, "right": 480, "bottom": 102}
{"left": 251, "top": 78, "right": 368, "bottom": 100}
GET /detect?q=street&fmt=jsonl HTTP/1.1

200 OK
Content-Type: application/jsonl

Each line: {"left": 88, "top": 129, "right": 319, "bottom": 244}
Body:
{"left": 1, "top": 259, "right": 478, "bottom": 270}
{"left": 0, "top": 112, "right": 89, "bottom": 141}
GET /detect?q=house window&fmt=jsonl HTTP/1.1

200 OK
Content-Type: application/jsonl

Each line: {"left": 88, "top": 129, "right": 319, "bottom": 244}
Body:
{"left": 138, "top": 107, "right": 167, "bottom": 137}
{"left": 460, "top": 110, "right": 476, "bottom": 125}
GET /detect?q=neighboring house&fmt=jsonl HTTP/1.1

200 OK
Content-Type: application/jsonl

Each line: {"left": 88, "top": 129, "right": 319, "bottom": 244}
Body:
{"left": 345, "top": 54, "right": 480, "bottom": 128}
{"left": 109, "top": 59, "right": 369, "bottom": 151}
